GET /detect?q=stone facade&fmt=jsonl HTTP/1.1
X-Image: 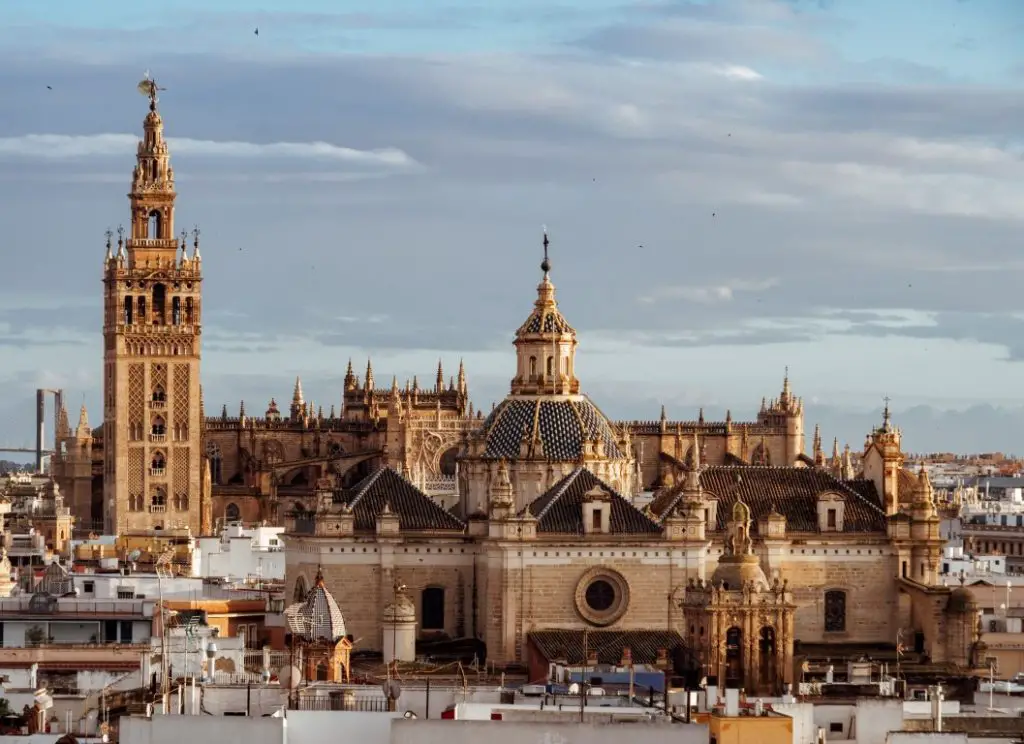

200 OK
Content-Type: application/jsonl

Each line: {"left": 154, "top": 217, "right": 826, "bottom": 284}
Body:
{"left": 98, "top": 84, "right": 206, "bottom": 535}
{"left": 282, "top": 245, "right": 982, "bottom": 691}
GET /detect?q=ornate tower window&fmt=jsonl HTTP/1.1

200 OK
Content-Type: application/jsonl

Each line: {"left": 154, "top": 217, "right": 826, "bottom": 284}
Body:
{"left": 171, "top": 296, "right": 181, "bottom": 325}
{"left": 147, "top": 210, "right": 160, "bottom": 239}
{"left": 824, "top": 589, "right": 846, "bottom": 632}
{"left": 205, "top": 441, "right": 222, "bottom": 485}
{"left": 152, "top": 284, "right": 166, "bottom": 325}
{"left": 150, "top": 451, "right": 166, "bottom": 475}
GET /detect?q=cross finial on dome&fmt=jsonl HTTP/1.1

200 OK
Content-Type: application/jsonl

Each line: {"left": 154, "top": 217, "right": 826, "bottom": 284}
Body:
{"left": 541, "top": 226, "right": 551, "bottom": 276}
{"left": 314, "top": 565, "right": 325, "bottom": 587}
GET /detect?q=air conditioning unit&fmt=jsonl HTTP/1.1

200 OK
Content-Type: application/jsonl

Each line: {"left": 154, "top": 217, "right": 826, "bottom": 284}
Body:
{"left": 521, "top": 684, "right": 545, "bottom": 697}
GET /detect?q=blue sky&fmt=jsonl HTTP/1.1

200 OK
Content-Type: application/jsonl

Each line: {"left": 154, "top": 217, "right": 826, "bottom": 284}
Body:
{"left": 1, "top": 0, "right": 1023, "bottom": 456}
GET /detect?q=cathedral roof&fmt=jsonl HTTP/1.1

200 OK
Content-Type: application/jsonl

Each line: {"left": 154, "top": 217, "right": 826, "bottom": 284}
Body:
{"left": 649, "top": 466, "right": 887, "bottom": 533}
{"left": 284, "top": 568, "right": 347, "bottom": 643}
{"left": 339, "top": 467, "right": 465, "bottom": 532}
{"left": 479, "top": 396, "right": 625, "bottom": 460}
{"left": 515, "top": 299, "right": 576, "bottom": 337}
{"left": 523, "top": 468, "right": 661, "bottom": 535}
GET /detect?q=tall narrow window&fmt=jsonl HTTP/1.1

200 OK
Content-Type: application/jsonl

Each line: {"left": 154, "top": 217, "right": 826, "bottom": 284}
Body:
{"left": 185, "top": 297, "right": 194, "bottom": 324}
{"left": 152, "top": 284, "right": 166, "bottom": 325}
{"left": 124, "top": 297, "right": 134, "bottom": 325}
{"left": 529, "top": 356, "right": 537, "bottom": 378}
{"left": 421, "top": 587, "right": 445, "bottom": 630}
{"left": 137, "top": 296, "right": 147, "bottom": 324}
{"left": 824, "top": 590, "right": 846, "bottom": 632}
{"left": 171, "top": 296, "right": 181, "bottom": 325}
{"left": 546, "top": 356, "right": 553, "bottom": 377}
{"left": 148, "top": 210, "right": 160, "bottom": 239}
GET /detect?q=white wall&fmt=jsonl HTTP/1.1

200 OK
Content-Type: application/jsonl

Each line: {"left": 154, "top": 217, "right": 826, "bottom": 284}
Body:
{"left": 196, "top": 526, "right": 285, "bottom": 582}
{"left": 121, "top": 715, "right": 284, "bottom": 744}
{"left": 288, "top": 710, "right": 400, "bottom": 744}
{"left": 389, "top": 720, "right": 708, "bottom": 744}
{"left": 854, "top": 699, "right": 905, "bottom": 744}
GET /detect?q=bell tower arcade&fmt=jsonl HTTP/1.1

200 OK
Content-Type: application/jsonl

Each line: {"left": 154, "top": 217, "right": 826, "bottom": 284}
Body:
{"left": 102, "top": 79, "right": 205, "bottom": 534}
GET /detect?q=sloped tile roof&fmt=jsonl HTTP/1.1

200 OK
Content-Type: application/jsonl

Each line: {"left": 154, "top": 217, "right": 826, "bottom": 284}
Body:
{"left": 648, "top": 466, "right": 887, "bottom": 533}
{"left": 523, "top": 468, "right": 662, "bottom": 535}
{"left": 338, "top": 467, "right": 465, "bottom": 532}
{"left": 480, "top": 396, "right": 624, "bottom": 460}
{"left": 528, "top": 629, "right": 685, "bottom": 666}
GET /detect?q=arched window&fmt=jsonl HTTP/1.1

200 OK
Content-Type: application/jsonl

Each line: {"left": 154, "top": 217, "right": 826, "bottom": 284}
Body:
{"left": 315, "top": 662, "right": 328, "bottom": 681}
{"left": 151, "top": 487, "right": 167, "bottom": 508}
{"left": 152, "top": 284, "right": 166, "bottom": 325}
{"left": 151, "top": 416, "right": 166, "bottom": 436}
{"left": 439, "top": 447, "right": 459, "bottom": 477}
{"left": 151, "top": 451, "right": 166, "bottom": 472}
{"left": 205, "top": 441, "right": 222, "bottom": 485}
{"left": 137, "top": 296, "right": 147, "bottom": 324}
{"left": 528, "top": 356, "right": 537, "bottom": 378}
{"left": 148, "top": 210, "right": 161, "bottom": 239}
{"left": 421, "top": 587, "right": 445, "bottom": 631}
{"left": 824, "top": 589, "right": 846, "bottom": 632}
{"left": 226, "top": 503, "right": 240, "bottom": 521}
{"left": 172, "top": 296, "right": 181, "bottom": 325}
{"left": 185, "top": 297, "right": 194, "bottom": 324}
{"left": 546, "top": 356, "right": 553, "bottom": 377}
{"left": 124, "top": 297, "right": 134, "bottom": 325}
{"left": 152, "top": 385, "right": 166, "bottom": 403}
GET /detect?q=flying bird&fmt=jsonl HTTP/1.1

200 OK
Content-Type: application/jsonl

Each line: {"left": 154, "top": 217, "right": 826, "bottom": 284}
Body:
{"left": 254, "top": 27, "right": 259, "bottom": 36}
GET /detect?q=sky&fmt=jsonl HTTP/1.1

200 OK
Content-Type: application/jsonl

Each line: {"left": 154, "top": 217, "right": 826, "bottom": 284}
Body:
{"left": 1, "top": 0, "right": 1023, "bottom": 458}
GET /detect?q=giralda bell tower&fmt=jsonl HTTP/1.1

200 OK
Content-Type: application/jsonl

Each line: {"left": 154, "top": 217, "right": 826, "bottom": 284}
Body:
{"left": 102, "top": 77, "right": 204, "bottom": 534}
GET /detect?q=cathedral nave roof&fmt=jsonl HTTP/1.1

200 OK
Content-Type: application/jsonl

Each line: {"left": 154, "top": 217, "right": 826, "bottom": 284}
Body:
{"left": 522, "top": 467, "right": 661, "bottom": 535}
{"left": 650, "top": 466, "right": 887, "bottom": 534}
{"left": 338, "top": 467, "right": 465, "bottom": 532}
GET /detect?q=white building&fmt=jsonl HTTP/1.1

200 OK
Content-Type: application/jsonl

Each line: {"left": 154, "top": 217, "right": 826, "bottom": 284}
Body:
{"left": 195, "top": 524, "right": 284, "bottom": 583}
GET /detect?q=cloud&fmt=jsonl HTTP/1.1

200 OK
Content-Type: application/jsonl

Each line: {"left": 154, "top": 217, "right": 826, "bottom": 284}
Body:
{"left": 0, "top": 133, "right": 418, "bottom": 169}
{"left": 639, "top": 278, "right": 779, "bottom": 305}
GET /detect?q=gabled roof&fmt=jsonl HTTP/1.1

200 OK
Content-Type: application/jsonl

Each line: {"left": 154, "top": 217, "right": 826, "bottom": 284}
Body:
{"left": 339, "top": 467, "right": 465, "bottom": 532}
{"left": 522, "top": 468, "right": 662, "bottom": 535}
{"left": 649, "top": 466, "right": 887, "bottom": 534}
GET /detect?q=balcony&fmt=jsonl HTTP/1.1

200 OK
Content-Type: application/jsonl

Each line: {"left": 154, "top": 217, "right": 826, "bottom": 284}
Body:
{"left": 150, "top": 467, "right": 166, "bottom": 477}
{"left": 150, "top": 433, "right": 167, "bottom": 443}
{"left": 150, "top": 504, "right": 166, "bottom": 513}
{"left": 149, "top": 400, "right": 166, "bottom": 410}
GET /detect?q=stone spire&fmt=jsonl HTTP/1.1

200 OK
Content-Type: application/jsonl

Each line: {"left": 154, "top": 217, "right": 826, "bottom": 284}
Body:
{"left": 344, "top": 359, "right": 356, "bottom": 391}
{"left": 291, "top": 376, "right": 304, "bottom": 420}
{"left": 841, "top": 443, "right": 854, "bottom": 480}
{"left": 75, "top": 404, "right": 91, "bottom": 440}
{"left": 436, "top": 359, "right": 444, "bottom": 393}
{"left": 365, "top": 359, "right": 375, "bottom": 391}
{"left": 812, "top": 425, "right": 824, "bottom": 467}
{"left": 457, "top": 358, "right": 467, "bottom": 395}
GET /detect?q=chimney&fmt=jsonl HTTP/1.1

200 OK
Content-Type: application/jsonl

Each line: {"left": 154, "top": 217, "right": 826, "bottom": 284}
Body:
{"left": 724, "top": 688, "right": 740, "bottom": 717}
{"left": 705, "top": 676, "right": 719, "bottom": 712}
{"left": 930, "top": 685, "right": 944, "bottom": 732}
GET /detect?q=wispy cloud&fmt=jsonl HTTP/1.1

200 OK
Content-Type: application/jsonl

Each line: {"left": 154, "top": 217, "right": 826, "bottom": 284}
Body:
{"left": 0, "top": 134, "right": 418, "bottom": 168}
{"left": 638, "top": 279, "right": 780, "bottom": 305}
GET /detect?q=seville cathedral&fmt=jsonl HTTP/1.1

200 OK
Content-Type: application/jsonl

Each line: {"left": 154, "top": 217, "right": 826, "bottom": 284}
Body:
{"left": 50, "top": 91, "right": 986, "bottom": 693}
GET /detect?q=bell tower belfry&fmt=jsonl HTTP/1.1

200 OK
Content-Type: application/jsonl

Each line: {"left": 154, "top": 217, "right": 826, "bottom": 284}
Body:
{"left": 102, "top": 77, "right": 205, "bottom": 535}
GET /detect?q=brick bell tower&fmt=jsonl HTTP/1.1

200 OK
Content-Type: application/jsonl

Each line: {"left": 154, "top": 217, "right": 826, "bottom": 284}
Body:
{"left": 102, "top": 76, "right": 204, "bottom": 534}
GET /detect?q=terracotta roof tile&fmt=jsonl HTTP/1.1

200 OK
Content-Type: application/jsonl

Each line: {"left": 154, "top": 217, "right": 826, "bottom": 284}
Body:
{"left": 649, "top": 466, "right": 887, "bottom": 534}
{"left": 524, "top": 468, "right": 662, "bottom": 535}
{"left": 339, "top": 467, "right": 465, "bottom": 532}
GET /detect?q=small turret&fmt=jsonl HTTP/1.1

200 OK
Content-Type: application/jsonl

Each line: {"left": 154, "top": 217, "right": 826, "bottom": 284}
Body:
{"left": 436, "top": 359, "right": 444, "bottom": 394}
{"left": 291, "top": 376, "right": 304, "bottom": 421}
{"left": 365, "top": 359, "right": 375, "bottom": 391}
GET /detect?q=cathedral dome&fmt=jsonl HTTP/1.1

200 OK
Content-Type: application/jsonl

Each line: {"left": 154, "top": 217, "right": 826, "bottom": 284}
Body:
{"left": 710, "top": 553, "right": 769, "bottom": 591}
{"left": 284, "top": 568, "right": 347, "bottom": 643}
{"left": 479, "top": 396, "right": 625, "bottom": 461}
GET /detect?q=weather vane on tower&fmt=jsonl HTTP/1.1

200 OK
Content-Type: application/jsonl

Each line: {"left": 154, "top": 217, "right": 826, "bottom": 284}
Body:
{"left": 137, "top": 71, "right": 166, "bottom": 110}
{"left": 541, "top": 224, "right": 551, "bottom": 275}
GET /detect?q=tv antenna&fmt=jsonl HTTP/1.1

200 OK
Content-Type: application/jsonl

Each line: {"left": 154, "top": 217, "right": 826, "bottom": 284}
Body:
{"left": 137, "top": 71, "right": 166, "bottom": 109}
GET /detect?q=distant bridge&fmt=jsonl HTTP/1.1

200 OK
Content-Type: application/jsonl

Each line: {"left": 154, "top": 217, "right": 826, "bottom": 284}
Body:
{"left": 0, "top": 447, "right": 54, "bottom": 455}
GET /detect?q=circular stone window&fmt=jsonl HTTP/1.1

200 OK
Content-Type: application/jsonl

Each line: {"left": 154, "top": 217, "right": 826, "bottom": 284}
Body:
{"left": 575, "top": 567, "right": 629, "bottom": 626}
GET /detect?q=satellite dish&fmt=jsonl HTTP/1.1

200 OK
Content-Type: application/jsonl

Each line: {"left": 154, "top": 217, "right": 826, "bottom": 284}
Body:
{"left": 381, "top": 679, "right": 401, "bottom": 700}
